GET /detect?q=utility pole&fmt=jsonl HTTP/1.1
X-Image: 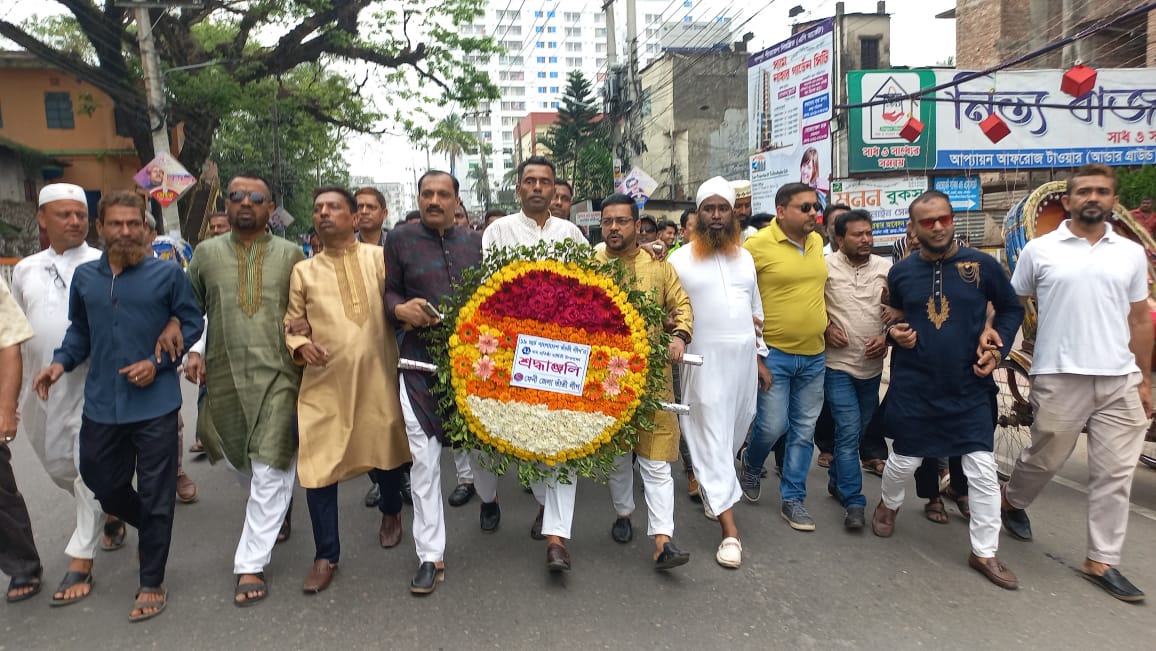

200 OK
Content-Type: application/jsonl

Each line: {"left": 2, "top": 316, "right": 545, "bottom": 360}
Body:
{"left": 132, "top": 6, "right": 178, "bottom": 233}
{"left": 464, "top": 110, "right": 492, "bottom": 210}
{"left": 604, "top": 0, "right": 623, "bottom": 180}
{"left": 625, "top": 0, "right": 639, "bottom": 170}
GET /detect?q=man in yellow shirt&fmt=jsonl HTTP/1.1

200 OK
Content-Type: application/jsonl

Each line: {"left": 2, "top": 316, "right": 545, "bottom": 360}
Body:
{"left": 740, "top": 182, "right": 828, "bottom": 531}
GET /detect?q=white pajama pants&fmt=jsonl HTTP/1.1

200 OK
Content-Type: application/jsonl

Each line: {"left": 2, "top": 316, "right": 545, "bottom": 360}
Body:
{"left": 880, "top": 450, "right": 1002, "bottom": 558}
{"left": 400, "top": 384, "right": 446, "bottom": 563}
{"left": 452, "top": 448, "right": 474, "bottom": 485}
{"left": 65, "top": 475, "right": 105, "bottom": 560}
{"left": 232, "top": 457, "right": 296, "bottom": 575}
{"left": 540, "top": 475, "right": 577, "bottom": 539}
{"left": 609, "top": 453, "right": 675, "bottom": 538}
{"left": 468, "top": 450, "right": 500, "bottom": 504}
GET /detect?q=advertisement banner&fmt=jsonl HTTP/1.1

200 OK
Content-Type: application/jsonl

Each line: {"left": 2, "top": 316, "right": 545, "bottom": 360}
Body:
{"left": 848, "top": 68, "right": 1156, "bottom": 172}
{"left": 829, "top": 176, "right": 928, "bottom": 247}
{"left": 134, "top": 152, "right": 196, "bottom": 207}
{"left": 617, "top": 167, "right": 658, "bottom": 209}
{"left": 748, "top": 18, "right": 834, "bottom": 213}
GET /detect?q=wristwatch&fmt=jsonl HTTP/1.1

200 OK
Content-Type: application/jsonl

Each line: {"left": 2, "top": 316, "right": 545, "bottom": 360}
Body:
{"left": 673, "top": 331, "right": 690, "bottom": 344}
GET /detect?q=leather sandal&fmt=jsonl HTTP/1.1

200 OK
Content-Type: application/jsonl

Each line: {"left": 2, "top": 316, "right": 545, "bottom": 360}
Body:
{"left": 49, "top": 570, "right": 94, "bottom": 607}
{"left": 128, "top": 586, "right": 167, "bottom": 622}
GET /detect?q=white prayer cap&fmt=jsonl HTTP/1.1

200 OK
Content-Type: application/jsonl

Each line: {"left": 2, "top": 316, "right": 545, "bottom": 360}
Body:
{"left": 730, "top": 179, "right": 752, "bottom": 199}
{"left": 696, "top": 176, "right": 735, "bottom": 209}
{"left": 38, "top": 183, "right": 87, "bottom": 208}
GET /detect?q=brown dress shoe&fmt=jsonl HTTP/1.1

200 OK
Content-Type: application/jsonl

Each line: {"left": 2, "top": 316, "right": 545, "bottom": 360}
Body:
{"left": 176, "top": 472, "right": 198, "bottom": 504}
{"left": 546, "top": 543, "right": 571, "bottom": 572}
{"left": 379, "top": 513, "right": 403, "bottom": 549}
{"left": 302, "top": 560, "right": 337, "bottom": 594}
{"left": 968, "top": 553, "right": 1019, "bottom": 590}
{"left": 871, "top": 500, "right": 898, "bottom": 537}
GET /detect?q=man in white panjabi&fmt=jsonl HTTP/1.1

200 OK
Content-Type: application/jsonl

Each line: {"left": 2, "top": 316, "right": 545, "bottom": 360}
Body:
{"left": 11, "top": 184, "right": 107, "bottom": 606}
{"left": 481, "top": 155, "right": 586, "bottom": 571}
{"left": 668, "top": 176, "right": 770, "bottom": 569}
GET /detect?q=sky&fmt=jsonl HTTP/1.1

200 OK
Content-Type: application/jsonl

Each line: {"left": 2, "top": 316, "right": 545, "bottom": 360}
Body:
{"left": 2, "top": 0, "right": 957, "bottom": 191}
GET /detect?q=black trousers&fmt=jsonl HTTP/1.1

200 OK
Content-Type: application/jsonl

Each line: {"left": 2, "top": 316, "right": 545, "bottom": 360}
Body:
{"left": 915, "top": 456, "right": 968, "bottom": 499}
{"left": 814, "top": 400, "right": 890, "bottom": 461}
{"left": 79, "top": 410, "right": 179, "bottom": 588}
{"left": 307, "top": 467, "right": 403, "bottom": 562}
{"left": 0, "top": 443, "right": 41, "bottom": 578}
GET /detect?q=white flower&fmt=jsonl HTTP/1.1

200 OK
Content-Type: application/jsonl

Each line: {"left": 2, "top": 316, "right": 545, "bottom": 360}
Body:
{"left": 465, "top": 396, "right": 618, "bottom": 456}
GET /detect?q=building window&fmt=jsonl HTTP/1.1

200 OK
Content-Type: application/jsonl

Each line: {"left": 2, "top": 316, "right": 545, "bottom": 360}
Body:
{"left": 565, "top": 27, "right": 581, "bottom": 38}
{"left": 538, "top": 86, "right": 547, "bottom": 93}
{"left": 595, "top": 27, "right": 607, "bottom": 38}
{"left": 45, "top": 92, "right": 74, "bottom": 129}
{"left": 549, "top": 72, "right": 558, "bottom": 78}
{"left": 551, "top": 101, "right": 559, "bottom": 108}
{"left": 547, "top": 26, "right": 556, "bottom": 33}
{"left": 534, "top": 10, "right": 543, "bottom": 17}
{"left": 549, "top": 86, "right": 559, "bottom": 93}
{"left": 860, "top": 37, "right": 880, "bottom": 69}
{"left": 565, "top": 11, "right": 581, "bottom": 22}
{"left": 548, "top": 56, "right": 557, "bottom": 63}
{"left": 536, "top": 41, "right": 544, "bottom": 48}
{"left": 547, "top": 42, "right": 557, "bottom": 48}
{"left": 538, "top": 71, "right": 547, "bottom": 78}
{"left": 536, "top": 26, "right": 543, "bottom": 33}
{"left": 537, "top": 56, "right": 546, "bottom": 63}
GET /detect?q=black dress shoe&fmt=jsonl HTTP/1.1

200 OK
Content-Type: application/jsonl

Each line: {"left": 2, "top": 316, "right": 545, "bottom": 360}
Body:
{"left": 530, "top": 506, "right": 545, "bottom": 540}
{"left": 479, "top": 501, "right": 501, "bottom": 532}
{"left": 364, "top": 483, "right": 380, "bottom": 508}
{"left": 410, "top": 562, "right": 442, "bottom": 595}
{"left": 1082, "top": 567, "right": 1145, "bottom": 603}
{"left": 546, "top": 543, "right": 571, "bottom": 572}
{"left": 448, "top": 483, "right": 476, "bottom": 507}
{"left": 611, "top": 517, "right": 633, "bottom": 544}
{"left": 401, "top": 470, "right": 413, "bottom": 506}
{"left": 1002, "top": 507, "right": 1033, "bottom": 541}
{"left": 654, "top": 542, "right": 690, "bottom": 571}
{"left": 844, "top": 506, "right": 866, "bottom": 530}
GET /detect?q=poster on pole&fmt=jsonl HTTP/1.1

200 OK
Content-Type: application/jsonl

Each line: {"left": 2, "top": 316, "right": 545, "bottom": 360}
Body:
{"left": 829, "top": 176, "right": 928, "bottom": 247}
{"left": 134, "top": 152, "right": 196, "bottom": 207}
{"left": 616, "top": 167, "right": 658, "bottom": 209}
{"left": 747, "top": 18, "right": 834, "bottom": 214}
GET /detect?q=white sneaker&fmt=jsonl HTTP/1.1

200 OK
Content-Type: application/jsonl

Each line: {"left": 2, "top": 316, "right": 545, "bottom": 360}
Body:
{"left": 716, "top": 537, "right": 742, "bottom": 568}
{"left": 703, "top": 496, "right": 718, "bottom": 521}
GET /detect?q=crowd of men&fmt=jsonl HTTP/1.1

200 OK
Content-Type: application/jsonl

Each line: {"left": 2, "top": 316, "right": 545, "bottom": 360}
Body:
{"left": 0, "top": 158, "right": 1151, "bottom": 624}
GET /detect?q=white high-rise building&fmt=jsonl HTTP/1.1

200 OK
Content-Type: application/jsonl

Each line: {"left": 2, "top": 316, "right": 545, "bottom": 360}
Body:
{"left": 457, "top": 0, "right": 734, "bottom": 209}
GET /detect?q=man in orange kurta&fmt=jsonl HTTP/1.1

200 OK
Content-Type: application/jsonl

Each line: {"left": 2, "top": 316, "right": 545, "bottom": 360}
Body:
{"left": 285, "top": 187, "right": 411, "bottom": 594}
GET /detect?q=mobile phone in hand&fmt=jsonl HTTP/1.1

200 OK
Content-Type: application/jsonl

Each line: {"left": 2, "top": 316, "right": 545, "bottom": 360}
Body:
{"left": 420, "top": 303, "right": 444, "bottom": 320}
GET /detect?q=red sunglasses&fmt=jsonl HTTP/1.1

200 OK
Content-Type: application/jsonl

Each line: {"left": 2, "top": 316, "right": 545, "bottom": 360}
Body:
{"left": 916, "top": 214, "right": 953, "bottom": 229}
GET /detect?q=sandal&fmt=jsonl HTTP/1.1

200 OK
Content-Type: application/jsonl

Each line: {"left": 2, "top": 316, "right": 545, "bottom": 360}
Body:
{"left": 49, "top": 570, "right": 94, "bottom": 607}
{"left": 5, "top": 567, "right": 43, "bottom": 603}
{"left": 862, "top": 459, "right": 886, "bottom": 476}
{"left": 924, "top": 499, "right": 949, "bottom": 524}
{"left": 817, "top": 452, "right": 833, "bottom": 468}
{"left": 102, "top": 519, "right": 126, "bottom": 552}
{"left": 128, "top": 586, "right": 167, "bottom": 623}
{"left": 234, "top": 573, "right": 268, "bottom": 607}
{"left": 944, "top": 487, "right": 971, "bottom": 520}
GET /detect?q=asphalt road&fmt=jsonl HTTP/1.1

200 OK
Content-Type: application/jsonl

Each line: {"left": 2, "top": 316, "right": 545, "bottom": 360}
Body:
{"left": 4, "top": 379, "right": 1156, "bottom": 650}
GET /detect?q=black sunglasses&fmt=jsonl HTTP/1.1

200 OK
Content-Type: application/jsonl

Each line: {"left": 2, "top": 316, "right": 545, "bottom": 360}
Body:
{"left": 791, "top": 202, "right": 820, "bottom": 213}
{"left": 227, "top": 190, "right": 268, "bottom": 204}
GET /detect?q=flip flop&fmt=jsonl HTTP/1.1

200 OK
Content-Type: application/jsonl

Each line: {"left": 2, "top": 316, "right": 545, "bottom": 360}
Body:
{"left": 49, "top": 571, "right": 94, "bottom": 607}
{"left": 128, "top": 587, "right": 167, "bottom": 623}
{"left": 862, "top": 459, "right": 886, "bottom": 477}
{"left": 234, "top": 573, "right": 268, "bottom": 608}
{"left": 102, "top": 519, "right": 126, "bottom": 552}
{"left": 5, "top": 568, "right": 42, "bottom": 603}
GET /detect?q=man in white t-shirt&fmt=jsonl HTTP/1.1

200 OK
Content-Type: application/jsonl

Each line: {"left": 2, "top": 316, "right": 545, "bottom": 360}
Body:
{"left": 1002, "top": 164, "right": 1153, "bottom": 603}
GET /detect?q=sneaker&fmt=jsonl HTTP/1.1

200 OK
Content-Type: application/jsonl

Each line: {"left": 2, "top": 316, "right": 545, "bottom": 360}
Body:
{"left": 739, "top": 449, "right": 761, "bottom": 503}
{"left": 780, "top": 500, "right": 816, "bottom": 531}
{"left": 702, "top": 496, "right": 718, "bottom": 521}
{"left": 715, "top": 537, "right": 742, "bottom": 568}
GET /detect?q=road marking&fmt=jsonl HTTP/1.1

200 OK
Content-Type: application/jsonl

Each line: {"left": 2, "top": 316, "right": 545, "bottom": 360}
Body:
{"left": 1049, "top": 475, "right": 1156, "bottom": 523}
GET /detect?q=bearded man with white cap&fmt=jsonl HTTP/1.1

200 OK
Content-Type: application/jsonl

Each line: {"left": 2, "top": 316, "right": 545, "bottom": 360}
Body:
{"left": 12, "top": 184, "right": 180, "bottom": 606}
{"left": 668, "top": 176, "right": 769, "bottom": 568}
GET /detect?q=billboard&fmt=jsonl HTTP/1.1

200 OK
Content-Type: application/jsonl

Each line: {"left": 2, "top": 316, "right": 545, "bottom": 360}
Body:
{"left": 849, "top": 68, "right": 1156, "bottom": 172}
{"left": 748, "top": 18, "right": 834, "bottom": 213}
{"left": 829, "top": 176, "right": 928, "bottom": 247}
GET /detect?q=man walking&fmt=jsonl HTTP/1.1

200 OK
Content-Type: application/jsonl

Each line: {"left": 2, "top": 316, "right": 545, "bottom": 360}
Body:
{"left": 872, "top": 190, "right": 1023, "bottom": 591}
{"left": 1004, "top": 164, "right": 1153, "bottom": 602}
{"left": 185, "top": 173, "right": 304, "bottom": 606}
{"left": 34, "top": 191, "right": 204, "bottom": 621}
{"left": 668, "top": 177, "right": 769, "bottom": 569}
{"left": 741, "top": 182, "right": 829, "bottom": 532}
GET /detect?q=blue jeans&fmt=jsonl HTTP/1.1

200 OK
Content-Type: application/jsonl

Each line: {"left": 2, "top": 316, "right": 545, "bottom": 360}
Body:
{"left": 746, "top": 349, "right": 825, "bottom": 503}
{"left": 823, "top": 370, "right": 881, "bottom": 509}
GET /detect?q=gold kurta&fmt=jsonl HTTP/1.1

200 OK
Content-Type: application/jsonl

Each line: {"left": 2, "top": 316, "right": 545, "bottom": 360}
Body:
{"left": 596, "top": 246, "right": 693, "bottom": 461}
{"left": 285, "top": 242, "right": 410, "bottom": 488}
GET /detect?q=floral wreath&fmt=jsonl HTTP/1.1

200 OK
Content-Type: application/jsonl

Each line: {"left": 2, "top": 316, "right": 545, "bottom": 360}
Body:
{"left": 425, "top": 240, "right": 669, "bottom": 486}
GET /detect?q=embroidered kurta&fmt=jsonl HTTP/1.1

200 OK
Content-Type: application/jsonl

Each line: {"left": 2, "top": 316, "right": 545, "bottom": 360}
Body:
{"left": 885, "top": 247, "right": 1024, "bottom": 457}
{"left": 187, "top": 233, "right": 304, "bottom": 472}
{"left": 596, "top": 246, "right": 693, "bottom": 462}
{"left": 384, "top": 221, "right": 483, "bottom": 444}
{"left": 285, "top": 242, "right": 410, "bottom": 488}
{"left": 12, "top": 244, "right": 102, "bottom": 490}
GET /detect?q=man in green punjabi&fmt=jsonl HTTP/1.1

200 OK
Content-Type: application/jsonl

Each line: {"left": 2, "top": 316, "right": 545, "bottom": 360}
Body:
{"left": 185, "top": 172, "right": 304, "bottom": 607}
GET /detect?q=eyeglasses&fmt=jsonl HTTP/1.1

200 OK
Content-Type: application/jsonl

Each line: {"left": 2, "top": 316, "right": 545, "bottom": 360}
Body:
{"left": 639, "top": 227, "right": 657, "bottom": 234}
{"left": 599, "top": 217, "right": 635, "bottom": 228}
{"left": 44, "top": 264, "right": 65, "bottom": 289}
{"left": 790, "top": 202, "right": 821, "bottom": 213}
{"left": 227, "top": 190, "right": 267, "bottom": 204}
{"left": 916, "top": 214, "right": 954, "bottom": 229}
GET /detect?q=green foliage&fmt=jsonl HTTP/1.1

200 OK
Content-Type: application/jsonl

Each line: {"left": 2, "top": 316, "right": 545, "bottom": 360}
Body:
{"left": 429, "top": 114, "right": 477, "bottom": 177}
{"left": 1118, "top": 166, "right": 1156, "bottom": 209}
{"left": 539, "top": 71, "right": 613, "bottom": 201}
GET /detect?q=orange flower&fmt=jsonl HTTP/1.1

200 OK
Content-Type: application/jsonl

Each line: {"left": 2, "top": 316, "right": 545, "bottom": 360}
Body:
{"left": 459, "top": 321, "right": 480, "bottom": 344}
{"left": 628, "top": 354, "right": 646, "bottom": 373}
{"left": 590, "top": 349, "right": 610, "bottom": 369}
{"left": 453, "top": 356, "right": 472, "bottom": 376}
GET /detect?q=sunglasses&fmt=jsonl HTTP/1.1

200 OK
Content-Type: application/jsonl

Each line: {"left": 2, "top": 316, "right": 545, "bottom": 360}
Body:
{"left": 791, "top": 202, "right": 821, "bottom": 213}
{"left": 227, "top": 190, "right": 268, "bottom": 204}
{"left": 916, "top": 214, "right": 954, "bottom": 229}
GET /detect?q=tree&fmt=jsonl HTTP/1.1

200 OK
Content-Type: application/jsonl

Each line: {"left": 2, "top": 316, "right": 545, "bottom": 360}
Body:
{"left": 430, "top": 114, "right": 476, "bottom": 177}
{"left": 0, "top": 1, "right": 499, "bottom": 231}
{"left": 539, "top": 71, "right": 612, "bottom": 201}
